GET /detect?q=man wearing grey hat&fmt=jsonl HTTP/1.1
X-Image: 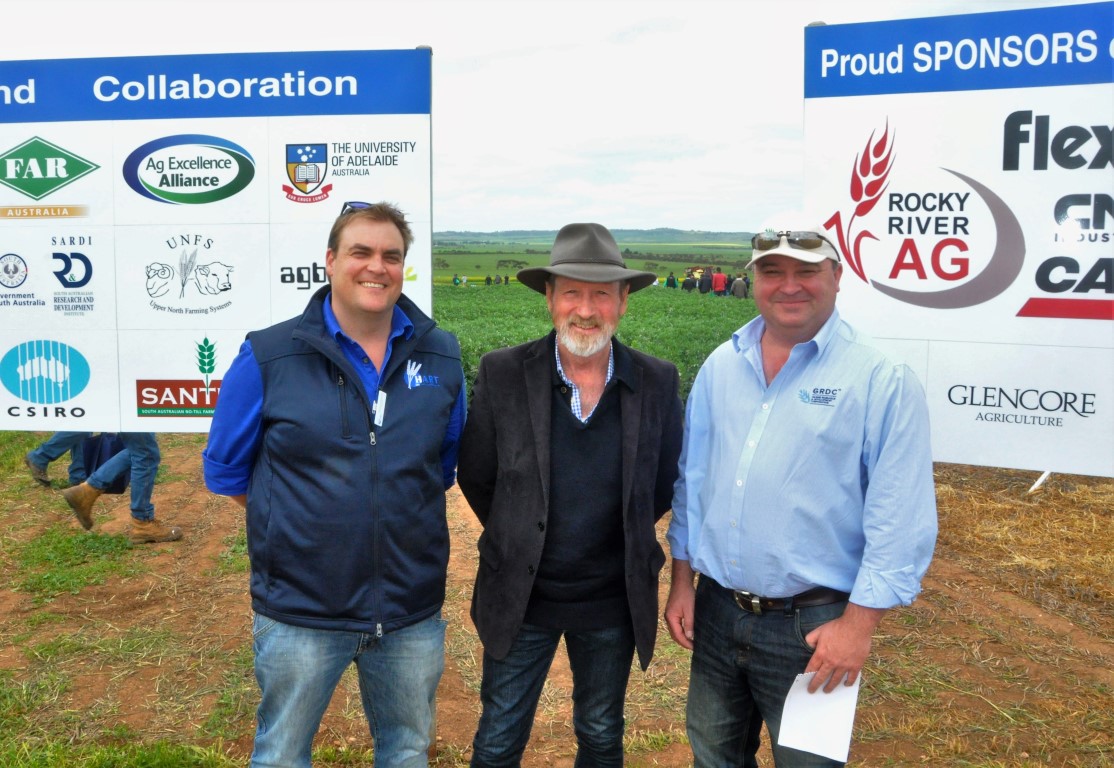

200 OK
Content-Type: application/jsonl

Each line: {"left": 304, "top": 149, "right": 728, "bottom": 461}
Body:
{"left": 458, "top": 222, "right": 684, "bottom": 767}
{"left": 665, "top": 229, "right": 937, "bottom": 766}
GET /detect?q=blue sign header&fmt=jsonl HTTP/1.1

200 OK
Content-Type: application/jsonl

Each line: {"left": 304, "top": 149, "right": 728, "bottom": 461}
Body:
{"left": 0, "top": 48, "right": 431, "bottom": 122}
{"left": 805, "top": 2, "right": 1113, "bottom": 98}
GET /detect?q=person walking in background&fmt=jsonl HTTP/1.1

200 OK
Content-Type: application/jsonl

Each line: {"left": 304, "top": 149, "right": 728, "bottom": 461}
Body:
{"left": 62, "top": 432, "right": 181, "bottom": 544}
{"left": 665, "top": 227, "right": 937, "bottom": 767}
{"left": 665, "top": 271, "right": 678, "bottom": 288}
{"left": 698, "top": 269, "right": 712, "bottom": 294}
{"left": 458, "top": 223, "right": 684, "bottom": 767}
{"left": 25, "top": 431, "right": 91, "bottom": 487}
{"left": 203, "top": 201, "right": 466, "bottom": 768}
{"left": 731, "top": 272, "right": 749, "bottom": 299}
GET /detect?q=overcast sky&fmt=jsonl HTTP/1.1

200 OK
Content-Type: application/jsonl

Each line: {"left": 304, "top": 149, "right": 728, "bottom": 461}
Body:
{"left": 6, "top": 0, "right": 1094, "bottom": 231}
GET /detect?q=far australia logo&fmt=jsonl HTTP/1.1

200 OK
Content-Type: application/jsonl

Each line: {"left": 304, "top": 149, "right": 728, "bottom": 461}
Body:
{"left": 798, "top": 387, "right": 839, "bottom": 407}
{"left": 136, "top": 337, "right": 220, "bottom": 417}
{"left": 122, "top": 134, "right": 255, "bottom": 205}
{"left": 282, "top": 144, "right": 332, "bottom": 203}
{"left": 145, "top": 233, "right": 235, "bottom": 316}
{"left": 822, "top": 121, "right": 1026, "bottom": 311}
{"left": 405, "top": 360, "right": 441, "bottom": 390}
{"left": 0, "top": 137, "right": 99, "bottom": 201}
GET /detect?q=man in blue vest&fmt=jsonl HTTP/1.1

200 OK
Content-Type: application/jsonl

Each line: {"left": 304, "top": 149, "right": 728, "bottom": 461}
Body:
{"left": 203, "top": 201, "right": 466, "bottom": 767}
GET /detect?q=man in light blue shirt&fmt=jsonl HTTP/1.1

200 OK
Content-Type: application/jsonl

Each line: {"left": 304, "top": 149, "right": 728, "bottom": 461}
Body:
{"left": 665, "top": 228, "right": 937, "bottom": 768}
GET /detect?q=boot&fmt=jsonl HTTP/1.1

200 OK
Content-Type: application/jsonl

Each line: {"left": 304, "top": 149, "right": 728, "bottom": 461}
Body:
{"left": 130, "top": 518, "right": 183, "bottom": 544}
{"left": 62, "top": 482, "right": 102, "bottom": 530}
{"left": 25, "top": 454, "right": 50, "bottom": 487}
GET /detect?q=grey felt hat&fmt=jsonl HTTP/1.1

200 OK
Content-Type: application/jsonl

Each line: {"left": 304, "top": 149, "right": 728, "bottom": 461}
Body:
{"left": 517, "top": 223, "right": 658, "bottom": 294}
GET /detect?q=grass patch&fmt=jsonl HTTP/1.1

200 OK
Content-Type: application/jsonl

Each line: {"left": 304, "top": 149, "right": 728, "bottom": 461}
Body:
{"left": 13, "top": 528, "right": 142, "bottom": 604}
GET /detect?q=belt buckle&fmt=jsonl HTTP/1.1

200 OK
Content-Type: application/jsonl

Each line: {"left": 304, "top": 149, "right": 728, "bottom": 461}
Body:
{"left": 734, "top": 590, "right": 762, "bottom": 615}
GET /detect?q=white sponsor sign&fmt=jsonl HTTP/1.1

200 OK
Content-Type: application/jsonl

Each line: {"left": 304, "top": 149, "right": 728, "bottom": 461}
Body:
{"left": 805, "top": 3, "right": 1113, "bottom": 477}
{"left": 0, "top": 50, "right": 432, "bottom": 432}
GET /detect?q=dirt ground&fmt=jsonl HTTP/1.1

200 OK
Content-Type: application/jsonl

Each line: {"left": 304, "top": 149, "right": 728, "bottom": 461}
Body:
{"left": 1, "top": 436, "right": 1111, "bottom": 766}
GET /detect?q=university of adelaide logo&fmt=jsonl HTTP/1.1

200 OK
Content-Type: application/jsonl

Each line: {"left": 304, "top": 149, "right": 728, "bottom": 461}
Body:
{"left": 283, "top": 143, "right": 332, "bottom": 203}
{"left": 122, "top": 134, "right": 255, "bottom": 205}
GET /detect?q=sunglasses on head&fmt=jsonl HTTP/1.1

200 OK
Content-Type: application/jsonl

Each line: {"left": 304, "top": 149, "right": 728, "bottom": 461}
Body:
{"left": 751, "top": 230, "right": 839, "bottom": 260}
{"left": 340, "top": 201, "right": 372, "bottom": 216}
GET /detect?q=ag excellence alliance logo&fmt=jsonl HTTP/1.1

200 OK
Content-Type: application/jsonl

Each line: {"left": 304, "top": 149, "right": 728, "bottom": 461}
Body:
{"left": 123, "top": 135, "right": 255, "bottom": 205}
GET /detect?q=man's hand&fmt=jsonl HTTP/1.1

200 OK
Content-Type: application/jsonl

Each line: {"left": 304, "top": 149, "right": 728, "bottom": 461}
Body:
{"left": 804, "top": 602, "right": 886, "bottom": 692}
{"left": 664, "top": 559, "right": 697, "bottom": 650}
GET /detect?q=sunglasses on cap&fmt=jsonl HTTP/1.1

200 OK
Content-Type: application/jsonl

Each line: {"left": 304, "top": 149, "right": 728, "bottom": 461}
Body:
{"left": 339, "top": 200, "right": 372, "bottom": 215}
{"left": 751, "top": 230, "right": 840, "bottom": 260}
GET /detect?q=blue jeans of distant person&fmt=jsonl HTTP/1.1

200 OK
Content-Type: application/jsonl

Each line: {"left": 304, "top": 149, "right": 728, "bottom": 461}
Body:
{"left": 250, "top": 612, "right": 445, "bottom": 768}
{"left": 87, "top": 432, "right": 159, "bottom": 521}
{"left": 27, "top": 431, "right": 91, "bottom": 484}
{"left": 470, "top": 622, "right": 635, "bottom": 768}
{"left": 686, "top": 577, "right": 849, "bottom": 768}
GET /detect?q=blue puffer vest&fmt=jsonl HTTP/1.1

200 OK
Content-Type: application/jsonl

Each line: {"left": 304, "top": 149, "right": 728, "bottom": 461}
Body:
{"left": 245, "top": 286, "right": 463, "bottom": 635}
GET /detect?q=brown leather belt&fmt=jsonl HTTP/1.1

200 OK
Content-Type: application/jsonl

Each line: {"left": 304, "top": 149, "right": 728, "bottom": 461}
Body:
{"left": 730, "top": 585, "right": 849, "bottom": 616}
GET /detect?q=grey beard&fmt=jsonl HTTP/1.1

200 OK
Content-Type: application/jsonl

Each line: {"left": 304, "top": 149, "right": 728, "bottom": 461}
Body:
{"left": 556, "top": 321, "right": 614, "bottom": 358}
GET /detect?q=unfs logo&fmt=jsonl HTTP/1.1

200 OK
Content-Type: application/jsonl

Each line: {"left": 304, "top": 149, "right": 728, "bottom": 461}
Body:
{"left": 283, "top": 143, "right": 332, "bottom": 203}
{"left": 122, "top": 134, "right": 255, "bottom": 204}
{"left": 1, "top": 340, "right": 91, "bottom": 404}
{"left": 0, "top": 137, "right": 99, "bottom": 200}
{"left": 135, "top": 338, "right": 221, "bottom": 416}
{"left": 823, "top": 121, "right": 1026, "bottom": 310}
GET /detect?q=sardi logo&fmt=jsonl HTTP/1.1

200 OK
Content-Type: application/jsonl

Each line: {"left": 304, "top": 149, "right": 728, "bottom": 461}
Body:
{"left": 283, "top": 143, "right": 332, "bottom": 203}
{"left": 1, "top": 340, "right": 91, "bottom": 412}
{"left": 0, "top": 137, "right": 96, "bottom": 219}
{"left": 136, "top": 337, "right": 221, "bottom": 417}
{"left": 122, "top": 134, "right": 255, "bottom": 205}
{"left": 823, "top": 121, "right": 1026, "bottom": 312}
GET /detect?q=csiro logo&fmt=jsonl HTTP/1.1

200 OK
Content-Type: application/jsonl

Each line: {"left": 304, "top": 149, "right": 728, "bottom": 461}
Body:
{"left": 0, "top": 137, "right": 99, "bottom": 200}
{"left": 122, "top": 134, "right": 255, "bottom": 205}
{"left": 0, "top": 340, "right": 91, "bottom": 403}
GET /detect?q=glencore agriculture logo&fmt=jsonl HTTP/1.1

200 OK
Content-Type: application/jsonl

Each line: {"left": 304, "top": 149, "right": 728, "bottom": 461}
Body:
{"left": 135, "top": 337, "right": 221, "bottom": 416}
{"left": 122, "top": 134, "right": 255, "bottom": 205}
{"left": 283, "top": 143, "right": 332, "bottom": 203}
{"left": 1, "top": 340, "right": 91, "bottom": 405}
{"left": 823, "top": 121, "right": 1026, "bottom": 312}
{"left": 947, "top": 382, "right": 1096, "bottom": 428}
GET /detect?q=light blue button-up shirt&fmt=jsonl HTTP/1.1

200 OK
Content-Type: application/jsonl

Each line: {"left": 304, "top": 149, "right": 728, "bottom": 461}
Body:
{"left": 667, "top": 310, "right": 937, "bottom": 609}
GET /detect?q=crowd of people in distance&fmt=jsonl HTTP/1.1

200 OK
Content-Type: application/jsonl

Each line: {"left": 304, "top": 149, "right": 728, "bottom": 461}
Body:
{"left": 665, "top": 266, "right": 750, "bottom": 298}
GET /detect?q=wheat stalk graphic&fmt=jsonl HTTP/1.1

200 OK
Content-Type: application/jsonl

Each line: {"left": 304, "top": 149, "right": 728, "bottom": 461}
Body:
{"left": 179, "top": 248, "right": 197, "bottom": 298}
{"left": 196, "top": 337, "right": 216, "bottom": 395}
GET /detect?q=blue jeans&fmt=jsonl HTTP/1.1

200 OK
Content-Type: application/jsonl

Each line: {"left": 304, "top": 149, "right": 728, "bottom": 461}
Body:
{"left": 87, "top": 432, "right": 159, "bottom": 521}
{"left": 250, "top": 612, "right": 445, "bottom": 768}
{"left": 27, "top": 431, "right": 91, "bottom": 484}
{"left": 686, "top": 578, "right": 848, "bottom": 768}
{"left": 471, "top": 623, "right": 635, "bottom": 768}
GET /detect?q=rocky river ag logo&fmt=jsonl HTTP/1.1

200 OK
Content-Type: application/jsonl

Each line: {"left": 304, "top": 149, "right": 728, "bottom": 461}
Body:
{"left": 282, "top": 144, "right": 332, "bottom": 203}
{"left": 136, "top": 338, "right": 220, "bottom": 417}
{"left": 823, "top": 122, "right": 1027, "bottom": 312}
{"left": 122, "top": 135, "right": 255, "bottom": 204}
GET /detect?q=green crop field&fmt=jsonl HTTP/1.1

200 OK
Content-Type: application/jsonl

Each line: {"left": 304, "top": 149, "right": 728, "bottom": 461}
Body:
{"left": 431, "top": 283, "right": 756, "bottom": 399}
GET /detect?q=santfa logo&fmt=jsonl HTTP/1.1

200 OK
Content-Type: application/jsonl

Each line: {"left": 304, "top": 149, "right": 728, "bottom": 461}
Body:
{"left": 122, "top": 134, "right": 255, "bottom": 205}
{"left": 0, "top": 137, "right": 99, "bottom": 201}
{"left": 136, "top": 337, "right": 222, "bottom": 416}
{"left": 0, "top": 340, "right": 91, "bottom": 403}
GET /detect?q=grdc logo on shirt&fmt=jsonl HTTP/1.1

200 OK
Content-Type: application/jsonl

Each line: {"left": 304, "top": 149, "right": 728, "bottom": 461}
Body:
{"left": 799, "top": 387, "right": 840, "bottom": 407}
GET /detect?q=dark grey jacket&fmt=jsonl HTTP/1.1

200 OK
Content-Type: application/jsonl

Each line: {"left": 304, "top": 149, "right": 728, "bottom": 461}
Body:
{"left": 458, "top": 332, "right": 683, "bottom": 669}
